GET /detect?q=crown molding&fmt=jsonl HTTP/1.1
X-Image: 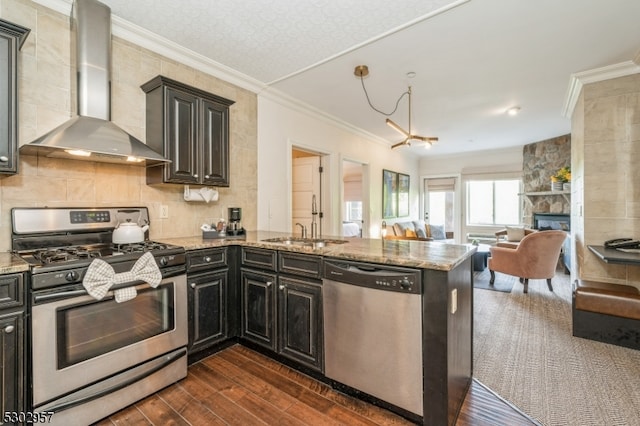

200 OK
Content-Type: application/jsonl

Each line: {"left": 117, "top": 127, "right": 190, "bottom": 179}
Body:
{"left": 30, "top": 0, "right": 393, "bottom": 148}
{"left": 562, "top": 60, "right": 640, "bottom": 118}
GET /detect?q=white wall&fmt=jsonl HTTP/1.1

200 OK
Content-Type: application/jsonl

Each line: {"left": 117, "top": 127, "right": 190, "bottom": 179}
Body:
{"left": 257, "top": 95, "right": 419, "bottom": 238}
{"left": 419, "top": 146, "right": 524, "bottom": 242}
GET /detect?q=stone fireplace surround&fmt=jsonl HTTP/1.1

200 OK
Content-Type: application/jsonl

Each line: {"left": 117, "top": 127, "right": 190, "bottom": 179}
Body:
{"left": 522, "top": 135, "right": 571, "bottom": 227}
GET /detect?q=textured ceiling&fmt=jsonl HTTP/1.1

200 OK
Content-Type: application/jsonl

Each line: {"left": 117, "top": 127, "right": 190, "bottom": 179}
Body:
{"left": 100, "top": 0, "right": 463, "bottom": 84}
{"left": 35, "top": 0, "right": 640, "bottom": 156}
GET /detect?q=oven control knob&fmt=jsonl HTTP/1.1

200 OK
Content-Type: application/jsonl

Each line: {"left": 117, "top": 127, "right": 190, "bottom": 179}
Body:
{"left": 65, "top": 271, "right": 79, "bottom": 282}
{"left": 159, "top": 257, "right": 168, "bottom": 266}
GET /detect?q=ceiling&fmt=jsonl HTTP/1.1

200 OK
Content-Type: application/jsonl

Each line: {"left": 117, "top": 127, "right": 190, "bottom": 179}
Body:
{"left": 51, "top": 0, "right": 640, "bottom": 156}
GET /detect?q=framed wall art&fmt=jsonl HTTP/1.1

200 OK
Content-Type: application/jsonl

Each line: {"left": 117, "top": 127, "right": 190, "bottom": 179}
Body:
{"left": 398, "top": 173, "right": 410, "bottom": 217}
{"left": 382, "top": 169, "right": 397, "bottom": 219}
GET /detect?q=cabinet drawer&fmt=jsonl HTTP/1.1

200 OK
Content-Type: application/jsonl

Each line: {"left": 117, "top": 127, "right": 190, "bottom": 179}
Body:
{"left": 242, "top": 248, "right": 277, "bottom": 272}
{"left": 0, "top": 274, "right": 23, "bottom": 310}
{"left": 279, "top": 252, "right": 322, "bottom": 279}
{"left": 187, "top": 248, "right": 227, "bottom": 272}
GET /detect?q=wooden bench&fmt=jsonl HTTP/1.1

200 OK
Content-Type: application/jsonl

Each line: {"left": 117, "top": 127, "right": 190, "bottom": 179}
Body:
{"left": 572, "top": 279, "right": 640, "bottom": 350}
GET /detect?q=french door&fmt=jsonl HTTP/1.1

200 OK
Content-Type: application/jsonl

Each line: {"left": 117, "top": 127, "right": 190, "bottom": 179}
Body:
{"left": 423, "top": 176, "right": 459, "bottom": 242}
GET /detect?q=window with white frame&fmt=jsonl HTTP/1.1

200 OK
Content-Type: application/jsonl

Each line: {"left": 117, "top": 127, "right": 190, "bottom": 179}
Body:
{"left": 466, "top": 179, "right": 521, "bottom": 226}
{"left": 344, "top": 201, "right": 362, "bottom": 222}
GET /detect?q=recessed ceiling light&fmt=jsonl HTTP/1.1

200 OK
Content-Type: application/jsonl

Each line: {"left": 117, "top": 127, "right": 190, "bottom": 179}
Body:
{"left": 506, "top": 106, "right": 521, "bottom": 116}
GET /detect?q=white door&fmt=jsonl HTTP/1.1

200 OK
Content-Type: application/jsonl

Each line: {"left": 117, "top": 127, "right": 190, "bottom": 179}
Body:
{"left": 424, "top": 177, "right": 458, "bottom": 241}
{"left": 292, "top": 156, "right": 321, "bottom": 237}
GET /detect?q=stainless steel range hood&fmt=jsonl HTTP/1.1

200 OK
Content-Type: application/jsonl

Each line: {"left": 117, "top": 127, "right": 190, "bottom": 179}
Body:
{"left": 19, "top": 0, "right": 169, "bottom": 166}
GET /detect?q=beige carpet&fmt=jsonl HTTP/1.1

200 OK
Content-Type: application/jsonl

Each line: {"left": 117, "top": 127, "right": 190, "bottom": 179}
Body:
{"left": 473, "top": 271, "right": 640, "bottom": 426}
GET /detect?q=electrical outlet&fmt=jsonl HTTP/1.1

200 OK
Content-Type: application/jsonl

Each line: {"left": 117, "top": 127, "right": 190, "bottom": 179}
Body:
{"left": 160, "top": 205, "right": 169, "bottom": 219}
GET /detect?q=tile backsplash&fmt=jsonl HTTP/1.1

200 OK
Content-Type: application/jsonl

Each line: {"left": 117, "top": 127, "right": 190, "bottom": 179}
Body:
{"left": 0, "top": 0, "right": 257, "bottom": 252}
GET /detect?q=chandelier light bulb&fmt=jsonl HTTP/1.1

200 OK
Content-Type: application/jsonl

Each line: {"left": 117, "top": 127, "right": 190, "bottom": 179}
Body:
{"left": 507, "top": 106, "right": 521, "bottom": 116}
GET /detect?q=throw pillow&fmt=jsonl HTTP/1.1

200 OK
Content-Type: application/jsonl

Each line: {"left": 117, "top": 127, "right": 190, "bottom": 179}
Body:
{"left": 405, "top": 229, "right": 417, "bottom": 238}
{"left": 430, "top": 224, "right": 446, "bottom": 240}
{"left": 393, "top": 221, "right": 415, "bottom": 237}
{"left": 412, "top": 220, "right": 427, "bottom": 238}
{"left": 506, "top": 226, "right": 525, "bottom": 242}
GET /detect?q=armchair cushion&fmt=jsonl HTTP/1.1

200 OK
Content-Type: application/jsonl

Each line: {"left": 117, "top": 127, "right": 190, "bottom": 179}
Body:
{"left": 506, "top": 226, "right": 525, "bottom": 242}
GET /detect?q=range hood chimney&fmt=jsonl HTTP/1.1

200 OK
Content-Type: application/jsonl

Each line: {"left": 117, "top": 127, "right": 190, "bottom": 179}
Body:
{"left": 19, "top": 0, "right": 170, "bottom": 166}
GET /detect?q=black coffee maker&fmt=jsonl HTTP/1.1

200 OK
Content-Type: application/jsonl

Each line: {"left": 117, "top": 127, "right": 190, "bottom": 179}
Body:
{"left": 228, "top": 207, "right": 244, "bottom": 235}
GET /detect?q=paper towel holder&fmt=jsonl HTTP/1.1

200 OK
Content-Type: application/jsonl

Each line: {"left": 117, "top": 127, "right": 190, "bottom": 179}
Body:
{"left": 183, "top": 185, "right": 219, "bottom": 203}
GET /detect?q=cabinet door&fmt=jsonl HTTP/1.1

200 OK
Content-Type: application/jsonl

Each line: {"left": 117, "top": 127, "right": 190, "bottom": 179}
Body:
{"left": 165, "top": 87, "right": 199, "bottom": 184}
{"left": 241, "top": 269, "right": 276, "bottom": 350}
{"left": 187, "top": 270, "right": 228, "bottom": 354}
{"left": 0, "top": 21, "right": 28, "bottom": 175}
{"left": 0, "top": 311, "right": 23, "bottom": 417}
{"left": 201, "top": 98, "right": 229, "bottom": 186}
{"left": 277, "top": 276, "right": 323, "bottom": 371}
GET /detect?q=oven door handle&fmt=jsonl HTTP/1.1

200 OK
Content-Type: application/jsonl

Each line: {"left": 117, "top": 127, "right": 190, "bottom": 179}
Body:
{"left": 33, "top": 289, "right": 89, "bottom": 303}
{"left": 44, "top": 347, "right": 187, "bottom": 414}
{"left": 33, "top": 279, "right": 174, "bottom": 304}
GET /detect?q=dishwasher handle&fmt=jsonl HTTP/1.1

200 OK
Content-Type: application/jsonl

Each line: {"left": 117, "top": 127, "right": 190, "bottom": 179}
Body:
{"left": 323, "top": 260, "right": 421, "bottom": 294}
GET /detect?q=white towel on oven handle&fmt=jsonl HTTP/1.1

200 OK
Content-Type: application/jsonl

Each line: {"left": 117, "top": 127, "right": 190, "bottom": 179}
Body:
{"left": 83, "top": 252, "right": 162, "bottom": 303}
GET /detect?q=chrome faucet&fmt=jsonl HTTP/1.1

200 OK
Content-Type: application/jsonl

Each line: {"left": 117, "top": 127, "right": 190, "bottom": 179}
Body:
{"left": 295, "top": 222, "right": 307, "bottom": 238}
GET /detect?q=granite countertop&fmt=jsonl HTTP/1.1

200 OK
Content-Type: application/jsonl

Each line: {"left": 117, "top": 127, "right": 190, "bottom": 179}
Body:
{"left": 160, "top": 231, "right": 476, "bottom": 272}
{"left": 0, "top": 252, "right": 31, "bottom": 274}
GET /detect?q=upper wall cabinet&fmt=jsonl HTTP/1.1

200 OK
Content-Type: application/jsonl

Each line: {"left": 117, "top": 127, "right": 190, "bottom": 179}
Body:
{"left": 0, "top": 19, "right": 29, "bottom": 176}
{"left": 142, "top": 76, "right": 235, "bottom": 186}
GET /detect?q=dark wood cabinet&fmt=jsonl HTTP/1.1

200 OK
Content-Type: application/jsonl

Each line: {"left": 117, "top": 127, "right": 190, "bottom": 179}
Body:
{"left": 277, "top": 276, "right": 322, "bottom": 371}
{"left": 240, "top": 248, "right": 323, "bottom": 371}
{"left": 240, "top": 268, "right": 277, "bottom": 351}
{"left": 0, "top": 273, "right": 25, "bottom": 419}
{"left": 142, "top": 75, "right": 234, "bottom": 186}
{"left": 186, "top": 248, "right": 236, "bottom": 359}
{"left": 188, "top": 269, "right": 228, "bottom": 353}
{"left": 0, "top": 19, "right": 29, "bottom": 176}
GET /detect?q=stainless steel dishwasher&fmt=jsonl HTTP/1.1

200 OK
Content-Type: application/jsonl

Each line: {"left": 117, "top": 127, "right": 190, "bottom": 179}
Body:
{"left": 322, "top": 259, "right": 423, "bottom": 416}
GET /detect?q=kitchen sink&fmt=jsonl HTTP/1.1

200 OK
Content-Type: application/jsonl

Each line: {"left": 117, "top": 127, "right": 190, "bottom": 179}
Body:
{"left": 262, "top": 237, "right": 348, "bottom": 248}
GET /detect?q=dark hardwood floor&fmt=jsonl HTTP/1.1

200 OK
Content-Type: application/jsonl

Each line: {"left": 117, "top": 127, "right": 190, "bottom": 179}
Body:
{"left": 94, "top": 344, "right": 538, "bottom": 425}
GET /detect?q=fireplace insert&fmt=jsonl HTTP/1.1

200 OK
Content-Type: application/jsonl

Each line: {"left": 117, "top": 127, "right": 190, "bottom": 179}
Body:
{"left": 533, "top": 212, "right": 570, "bottom": 231}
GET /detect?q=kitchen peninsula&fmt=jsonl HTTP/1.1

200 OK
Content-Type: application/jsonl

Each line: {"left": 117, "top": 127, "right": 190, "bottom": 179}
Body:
{"left": 164, "top": 231, "right": 475, "bottom": 425}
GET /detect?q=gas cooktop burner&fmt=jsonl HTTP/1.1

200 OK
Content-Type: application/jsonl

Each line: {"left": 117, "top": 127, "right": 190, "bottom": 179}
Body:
{"left": 34, "top": 247, "right": 103, "bottom": 264}
{"left": 21, "top": 241, "right": 184, "bottom": 268}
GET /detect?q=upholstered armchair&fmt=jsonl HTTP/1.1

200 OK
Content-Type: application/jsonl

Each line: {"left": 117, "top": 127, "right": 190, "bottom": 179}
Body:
{"left": 488, "top": 230, "right": 568, "bottom": 293}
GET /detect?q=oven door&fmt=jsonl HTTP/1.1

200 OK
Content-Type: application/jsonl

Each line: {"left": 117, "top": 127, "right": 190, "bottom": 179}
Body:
{"left": 31, "top": 274, "right": 187, "bottom": 407}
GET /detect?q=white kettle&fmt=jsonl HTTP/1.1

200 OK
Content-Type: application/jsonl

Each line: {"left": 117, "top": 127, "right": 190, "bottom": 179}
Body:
{"left": 112, "top": 210, "right": 149, "bottom": 244}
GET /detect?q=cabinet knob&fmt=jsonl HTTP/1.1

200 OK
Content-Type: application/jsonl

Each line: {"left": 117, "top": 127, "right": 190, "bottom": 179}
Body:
{"left": 204, "top": 256, "right": 212, "bottom": 262}
{"left": 0, "top": 156, "right": 8, "bottom": 162}
{"left": 190, "top": 282, "right": 196, "bottom": 289}
{"left": 4, "top": 325, "right": 14, "bottom": 334}
{"left": 278, "top": 284, "right": 285, "bottom": 290}
{"left": 266, "top": 281, "right": 273, "bottom": 287}
{"left": 205, "top": 174, "right": 210, "bottom": 179}
{"left": 194, "top": 174, "right": 198, "bottom": 178}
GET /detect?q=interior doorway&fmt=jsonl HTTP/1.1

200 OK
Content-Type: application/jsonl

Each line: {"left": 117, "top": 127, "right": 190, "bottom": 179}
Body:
{"left": 423, "top": 176, "right": 459, "bottom": 241}
{"left": 342, "top": 160, "right": 367, "bottom": 237}
{"left": 292, "top": 149, "right": 323, "bottom": 237}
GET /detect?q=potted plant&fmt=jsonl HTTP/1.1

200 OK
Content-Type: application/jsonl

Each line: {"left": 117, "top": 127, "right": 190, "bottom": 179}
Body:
{"left": 551, "top": 166, "right": 571, "bottom": 191}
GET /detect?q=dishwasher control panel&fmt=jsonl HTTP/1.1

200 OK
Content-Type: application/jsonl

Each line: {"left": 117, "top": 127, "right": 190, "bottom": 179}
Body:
{"left": 323, "top": 260, "right": 421, "bottom": 294}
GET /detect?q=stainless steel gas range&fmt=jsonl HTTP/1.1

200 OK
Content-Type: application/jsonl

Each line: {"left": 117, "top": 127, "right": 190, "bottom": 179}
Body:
{"left": 11, "top": 207, "right": 188, "bottom": 426}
